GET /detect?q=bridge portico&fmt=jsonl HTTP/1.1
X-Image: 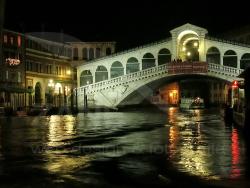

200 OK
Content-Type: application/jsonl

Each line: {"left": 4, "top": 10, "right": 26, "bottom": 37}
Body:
{"left": 77, "top": 23, "right": 248, "bottom": 110}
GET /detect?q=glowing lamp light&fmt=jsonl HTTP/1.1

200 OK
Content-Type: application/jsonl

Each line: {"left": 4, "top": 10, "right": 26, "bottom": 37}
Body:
{"left": 48, "top": 79, "right": 54, "bottom": 87}
{"left": 194, "top": 42, "right": 198, "bottom": 47}
{"left": 232, "top": 80, "right": 238, "bottom": 88}
{"left": 66, "top": 70, "right": 71, "bottom": 75}
{"left": 182, "top": 47, "right": 186, "bottom": 51}
{"left": 6, "top": 58, "right": 21, "bottom": 66}
{"left": 187, "top": 52, "right": 191, "bottom": 56}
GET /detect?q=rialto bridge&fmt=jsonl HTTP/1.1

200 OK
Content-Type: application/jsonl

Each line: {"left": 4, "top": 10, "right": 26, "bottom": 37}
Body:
{"left": 76, "top": 23, "right": 247, "bottom": 110}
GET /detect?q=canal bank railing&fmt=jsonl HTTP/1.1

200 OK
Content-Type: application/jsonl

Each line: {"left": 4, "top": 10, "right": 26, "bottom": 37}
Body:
{"left": 77, "top": 62, "right": 243, "bottom": 96}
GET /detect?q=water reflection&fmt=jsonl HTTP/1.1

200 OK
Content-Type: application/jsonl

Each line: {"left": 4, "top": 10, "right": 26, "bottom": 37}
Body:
{"left": 0, "top": 109, "right": 247, "bottom": 187}
{"left": 166, "top": 109, "right": 245, "bottom": 180}
{"left": 47, "top": 115, "right": 77, "bottom": 147}
{"left": 230, "top": 128, "right": 241, "bottom": 179}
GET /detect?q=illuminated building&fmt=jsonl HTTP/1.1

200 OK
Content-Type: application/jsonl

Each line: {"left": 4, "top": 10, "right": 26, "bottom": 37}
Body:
{"left": 0, "top": 29, "right": 26, "bottom": 109}
{"left": 25, "top": 35, "right": 73, "bottom": 107}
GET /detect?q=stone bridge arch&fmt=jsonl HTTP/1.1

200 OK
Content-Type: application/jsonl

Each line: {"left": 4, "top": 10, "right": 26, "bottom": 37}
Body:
{"left": 116, "top": 74, "right": 232, "bottom": 107}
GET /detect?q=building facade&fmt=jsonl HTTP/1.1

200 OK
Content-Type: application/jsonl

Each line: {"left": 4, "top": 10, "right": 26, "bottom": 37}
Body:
{"left": 70, "top": 42, "right": 116, "bottom": 67}
{"left": 0, "top": 29, "right": 26, "bottom": 109}
{"left": 25, "top": 35, "right": 73, "bottom": 108}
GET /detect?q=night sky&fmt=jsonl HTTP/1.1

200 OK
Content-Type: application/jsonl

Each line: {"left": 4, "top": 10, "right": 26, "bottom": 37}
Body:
{"left": 4, "top": 0, "right": 250, "bottom": 51}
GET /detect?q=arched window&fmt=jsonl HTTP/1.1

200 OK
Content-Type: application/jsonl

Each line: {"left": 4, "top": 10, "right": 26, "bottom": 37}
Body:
{"left": 89, "top": 48, "right": 94, "bottom": 60}
{"left": 73, "top": 48, "right": 78, "bottom": 60}
{"left": 96, "top": 48, "right": 101, "bottom": 58}
{"left": 106, "top": 47, "right": 111, "bottom": 55}
{"left": 95, "top": 66, "right": 108, "bottom": 82}
{"left": 158, "top": 48, "right": 171, "bottom": 65}
{"left": 82, "top": 48, "right": 87, "bottom": 60}
{"left": 126, "top": 57, "right": 139, "bottom": 74}
{"left": 80, "top": 70, "right": 93, "bottom": 86}
{"left": 111, "top": 61, "right": 124, "bottom": 78}
{"left": 240, "top": 53, "right": 250, "bottom": 69}
{"left": 206, "top": 47, "right": 220, "bottom": 64}
{"left": 142, "top": 53, "right": 155, "bottom": 70}
{"left": 223, "top": 50, "right": 237, "bottom": 68}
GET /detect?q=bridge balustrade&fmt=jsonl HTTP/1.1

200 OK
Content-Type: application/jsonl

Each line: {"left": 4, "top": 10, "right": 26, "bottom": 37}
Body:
{"left": 77, "top": 62, "right": 243, "bottom": 95}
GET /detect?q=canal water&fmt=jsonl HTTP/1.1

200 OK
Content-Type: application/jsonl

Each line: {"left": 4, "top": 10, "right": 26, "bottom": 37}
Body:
{"left": 0, "top": 108, "right": 249, "bottom": 187}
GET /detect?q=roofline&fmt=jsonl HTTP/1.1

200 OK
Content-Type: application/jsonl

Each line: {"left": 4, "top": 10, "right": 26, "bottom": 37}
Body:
{"left": 26, "top": 34, "right": 72, "bottom": 47}
{"left": 67, "top": 41, "right": 116, "bottom": 44}
{"left": 3, "top": 28, "right": 25, "bottom": 36}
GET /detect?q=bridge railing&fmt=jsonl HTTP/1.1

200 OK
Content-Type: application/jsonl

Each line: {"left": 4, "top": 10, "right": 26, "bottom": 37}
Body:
{"left": 77, "top": 62, "right": 243, "bottom": 95}
{"left": 208, "top": 63, "right": 244, "bottom": 77}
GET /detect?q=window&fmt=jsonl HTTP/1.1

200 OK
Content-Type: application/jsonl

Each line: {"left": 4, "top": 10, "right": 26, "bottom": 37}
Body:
{"left": 17, "top": 36, "right": 21, "bottom": 47}
{"left": 89, "top": 48, "right": 94, "bottom": 60}
{"left": 96, "top": 48, "right": 101, "bottom": 58}
{"left": 73, "top": 48, "right": 78, "bottom": 60}
{"left": 3, "top": 35, "right": 7, "bottom": 43}
{"left": 82, "top": 48, "right": 87, "bottom": 60}
{"left": 106, "top": 47, "right": 111, "bottom": 55}
{"left": 46, "top": 65, "right": 52, "bottom": 74}
{"left": 27, "top": 79, "right": 33, "bottom": 87}
{"left": 35, "top": 63, "right": 37, "bottom": 72}
{"left": 39, "top": 64, "right": 42, "bottom": 73}
{"left": 10, "top": 37, "right": 14, "bottom": 45}
{"left": 26, "top": 61, "right": 33, "bottom": 71}
{"left": 18, "top": 72, "right": 21, "bottom": 83}
{"left": 59, "top": 66, "right": 61, "bottom": 75}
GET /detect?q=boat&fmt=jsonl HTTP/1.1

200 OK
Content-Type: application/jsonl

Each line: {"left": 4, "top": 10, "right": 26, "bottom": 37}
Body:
{"left": 180, "top": 97, "right": 205, "bottom": 109}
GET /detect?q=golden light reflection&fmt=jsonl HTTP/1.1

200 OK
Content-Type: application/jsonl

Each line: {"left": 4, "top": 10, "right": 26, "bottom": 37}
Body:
{"left": 167, "top": 107, "right": 177, "bottom": 124}
{"left": 44, "top": 154, "right": 91, "bottom": 174}
{"left": 48, "top": 115, "right": 77, "bottom": 147}
{"left": 168, "top": 125, "right": 179, "bottom": 159}
{"left": 44, "top": 115, "right": 89, "bottom": 177}
{"left": 167, "top": 114, "right": 218, "bottom": 179}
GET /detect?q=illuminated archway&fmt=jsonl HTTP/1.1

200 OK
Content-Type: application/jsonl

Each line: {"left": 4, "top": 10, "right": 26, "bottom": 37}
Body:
{"left": 177, "top": 30, "right": 200, "bottom": 61}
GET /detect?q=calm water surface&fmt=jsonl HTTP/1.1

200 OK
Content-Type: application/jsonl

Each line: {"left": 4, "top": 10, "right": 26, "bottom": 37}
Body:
{"left": 0, "top": 108, "right": 248, "bottom": 187}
